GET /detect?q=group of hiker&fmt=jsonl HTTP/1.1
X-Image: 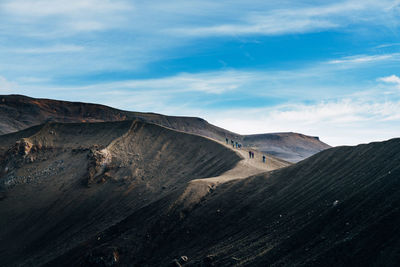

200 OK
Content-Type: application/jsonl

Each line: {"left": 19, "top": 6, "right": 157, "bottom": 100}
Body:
{"left": 226, "top": 138, "right": 242, "bottom": 149}
{"left": 225, "top": 137, "right": 267, "bottom": 164}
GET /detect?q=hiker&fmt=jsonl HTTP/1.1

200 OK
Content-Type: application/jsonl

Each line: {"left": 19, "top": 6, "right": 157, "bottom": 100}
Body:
{"left": 226, "top": 138, "right": 229, "bottom": 144}
{"left": 231, "top": 140, "right": 235, "bottom": 148}
{"left": 262, "top": 155, "right": 266, "bottom": 163}
{"left": 235, "top": 142, "right": 238, "bottom": 148}
{"left": 252, "top": 152, "right": 255, "bottom": 158}
{"left": 249, "top": 151, "right": 252, "bottom": 158}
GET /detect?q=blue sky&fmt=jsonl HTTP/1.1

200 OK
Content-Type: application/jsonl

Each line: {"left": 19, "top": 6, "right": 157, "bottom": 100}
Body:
{"left": 1, "top": 0, "right": 400, "bottom": 146}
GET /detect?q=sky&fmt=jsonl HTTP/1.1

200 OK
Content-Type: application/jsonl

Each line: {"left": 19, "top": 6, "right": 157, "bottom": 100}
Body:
{"left": 1, "top": 0, "right": 400, "bottom": 146}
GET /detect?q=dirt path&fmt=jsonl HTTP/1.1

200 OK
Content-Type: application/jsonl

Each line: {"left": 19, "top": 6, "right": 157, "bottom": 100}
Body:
{"left": 199, "top": 140, "right": 287, "bottom": 183}
{"left": 173, "top": 140, "right": 290, "bottom": 210}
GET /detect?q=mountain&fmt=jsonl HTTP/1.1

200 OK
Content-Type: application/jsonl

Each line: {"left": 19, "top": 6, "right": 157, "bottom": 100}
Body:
{"left": 0, "top": 120, "right": 289, "bottom": 266}
{"left": 0, "top": 95, "right": 330, "bottom": 162}
{"left": 49, "top": 138, "right": 400, "bottom": 267}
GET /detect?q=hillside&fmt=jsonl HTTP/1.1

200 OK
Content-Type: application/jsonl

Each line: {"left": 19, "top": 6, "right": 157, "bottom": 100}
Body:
{"left": 0, "top": 95, "right": 330, "bottom": 162}
{"left": 0, "top": 120, "right": 289, "bottom": 266}
{"left": 49, "top": 138, "right": 400, "bottom": 266}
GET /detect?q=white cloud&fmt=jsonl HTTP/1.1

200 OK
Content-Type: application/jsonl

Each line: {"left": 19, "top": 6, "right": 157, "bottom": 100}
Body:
{"left": 17, "top": 77, "right": 50, "bottom": 83}
{"left": 328, "top": 54, "right": 400, "bottom": 64}
{"left": 11, "top": 45, "right": 84, "bottom": 54}
{"left": 0, "top": 0, "right": 133, "bottom": 34}
{"left": 170, "top": 19, "right": 338, "bottom": 37}
{"left": 1, "top": 0, "right": 399, "bottom": 39}
{"left": 375, "top": 43, "right": 400, "bottom": 49}
{"left": 2, "top": 0, "right": 130, "bottom": 17}
{"left": 206, "top": 98, "right": 400, "bottom": 146}
{"left": 378, "top": 74, "right": 400, "bottom": 87}
{"left": 82, "top": 71, "right": 256, "bottom": 95}
{"left": 168, "top": 0, "right": 400, "bottom": 37}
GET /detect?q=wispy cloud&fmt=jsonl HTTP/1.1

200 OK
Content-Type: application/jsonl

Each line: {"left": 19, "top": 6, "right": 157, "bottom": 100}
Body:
{"left": 169, "top": 18, "right": 338, "bottom": 37}
{"left": 10, "top": 45, "right": 85, "bottom": 54}
{"left": 168, "top": 0, "right": 400, "bottom": 37}
{"left": 1, "top": 0, "right": 130, "bottom": 17}
{"left": 328, "top": 53, "right": 400, "bottom": 65}
{"left": 107, "top": 71, "right": 255, "bottom": 94}
{"left": 375, "top": 43, "right": 400, "bottom": 49}
{"left": 0, "top": 0, "right": 133, "bottom": 35}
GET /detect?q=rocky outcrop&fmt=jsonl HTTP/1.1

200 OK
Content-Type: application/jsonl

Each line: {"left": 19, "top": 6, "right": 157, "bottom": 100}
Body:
{"left": 85, "top": 148, "right": 112, "bottom": 185}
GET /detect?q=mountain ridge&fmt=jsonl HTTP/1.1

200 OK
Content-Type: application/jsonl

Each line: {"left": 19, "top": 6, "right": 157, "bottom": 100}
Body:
{"left": 0, "top": 94, "right": 330, "bottom": 162}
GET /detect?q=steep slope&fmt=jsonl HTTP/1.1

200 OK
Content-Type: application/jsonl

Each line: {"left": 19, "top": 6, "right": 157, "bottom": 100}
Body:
{"left": 0, "top": 120, "right": 247, "bottom": 266}
{"left": 0, "top": 95, "right": 329, "bottom": 162}
{"left": 52, "top": 138, "right": 400, "bottom": 266}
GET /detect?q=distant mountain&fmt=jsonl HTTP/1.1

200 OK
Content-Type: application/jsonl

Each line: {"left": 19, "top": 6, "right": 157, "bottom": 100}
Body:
{"left": 50, "top": 138, "right": 400, "bottom": 266}
{"left": 242, "top": 132, "right": 329, "bottom": 162}
{"left": 0, "top": 95, "right": 330, "bottom": 161}
{"left": 0, "top": 94, "right": 232, "bottom": 141}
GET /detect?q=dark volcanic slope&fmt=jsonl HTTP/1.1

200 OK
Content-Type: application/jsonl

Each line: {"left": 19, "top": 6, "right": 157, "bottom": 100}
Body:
{"left": 0, "top": 95, "right": 329, "bottom": 162}
{"left": 0, "top": 120, "right": 241, "bottom": 266}
{"left": 52, "top": 138, "right": 400, "bottom": 266}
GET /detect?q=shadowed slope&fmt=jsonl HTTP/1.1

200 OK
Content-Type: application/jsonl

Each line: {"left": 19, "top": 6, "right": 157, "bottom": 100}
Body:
{"left": 0, "top": 120, "right": 242, "bottom": 266}
{"left": 0, "top": 95, "right": 330, "bottom": 162}
{"left": 51, "top": 138, "right": 400, "bottom": 266}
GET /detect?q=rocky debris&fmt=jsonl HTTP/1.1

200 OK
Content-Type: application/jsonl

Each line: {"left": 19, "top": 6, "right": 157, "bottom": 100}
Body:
{"left": 14, "top": 139, "right": 34, "bottom": 156}
{"left": 1, "top": 160, "right": 64, "bottom": 189}
{"left": 0, "top": 140, "right": 44, "bottom": 176}
{"left": 6, "top": 139, "right": 47, "bottom": 165}
{"left": 85, "top": 148, "right": 112, "bottom": 185}
{"left": 83, "top": 246, "right": 119, "bottom": 267}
